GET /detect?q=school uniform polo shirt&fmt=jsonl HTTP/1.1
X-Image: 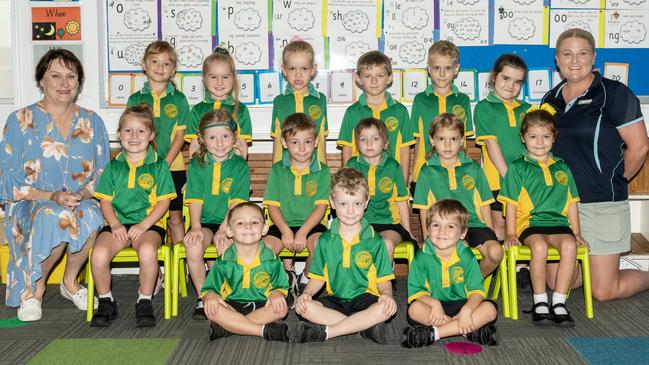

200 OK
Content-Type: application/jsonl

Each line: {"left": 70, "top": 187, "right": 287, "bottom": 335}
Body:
{"left": 542, "top": 71, "right": 644, "bottom": 203}
{"left": 184, "top": 151, "right": 250, "bottom": 225}
{"left": 407, "top": 238, "right": 484, "bottom": 304}
{"left": 345, "top": 152, "right": 410, "bottom": 225}
{"left": 201, "top": 242, "right": 289, "bottom": 302}
{"left": 497, "top": 154, "right": 580, "bottom": 236}
{"left": 309, "top": 219, "right": 395, "bottom": 301}
{"left": 186, "top": 94, "right": 252, "bottom": 143}
{"left": 270, "top": 83, "right": 328, "bottom": 163}
{"left": 262, "top": 154, "right": 330, "bottom": 227}
{"left": 94, "top": 146, "right": 176, "bottom": 227}
{"left": 413, "top": 152, "right": 494, "bottom": 228}
{"left": 337, "top": 92, "right": 415, "bottom": 164}
{"left": 411, "top": 84, "right": 474, "bottom": 182}
{"left": 474, "top": 92, "right": 530, "bottom": 190}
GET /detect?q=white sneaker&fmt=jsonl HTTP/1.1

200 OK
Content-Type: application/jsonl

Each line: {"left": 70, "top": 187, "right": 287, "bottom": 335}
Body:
{"left": 60, "top": 283, "right": 98, "bottom": 310}
{"left": 153, "top": 269, "right": 164, "bottom": 297}
{"left": 17, "top": 297, "right": 42, "bottom": 321}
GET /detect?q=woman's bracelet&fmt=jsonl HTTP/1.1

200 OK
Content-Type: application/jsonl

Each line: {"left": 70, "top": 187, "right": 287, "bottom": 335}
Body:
{"left": 50, "top": 191, "right": 59, "bottom": 202}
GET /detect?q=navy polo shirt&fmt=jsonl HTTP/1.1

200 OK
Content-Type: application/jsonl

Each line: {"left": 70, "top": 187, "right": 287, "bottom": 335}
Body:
{"left": 542, "top": 72, "right": 644, "bottom": 203}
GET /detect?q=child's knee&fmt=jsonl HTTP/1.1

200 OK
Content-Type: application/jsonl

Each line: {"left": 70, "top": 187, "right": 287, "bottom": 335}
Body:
{"left": 485, "top": 242, "right": 504, "bottom": 262}
{"left": 530, "top": 241, "right": 548, "bottom": 258}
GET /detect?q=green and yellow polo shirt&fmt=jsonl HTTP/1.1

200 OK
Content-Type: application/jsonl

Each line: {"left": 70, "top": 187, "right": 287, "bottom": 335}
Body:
{"left": 201, "top": 242, "right": 289, "bottom": 302}
{"left": 413, "top": 152, "right": 494, "bottom": 228}
{"left": 94, "top": 146, "right": 176, "bottom": 227}
{"left": 474, "top": 92, "right": 530, "bottom": 190}
{"left": 309, "top": 219, "right": 395, "bottom": 301}
{"left": 407, "top": 238, "right": 484, "bottom": 304}
{"left": 262, "top": 153, "right": 330, "bottom": 227}
{"left": 270, "top": 83, "right": 328, "bottom": 163}
{"left": 337, "top": 92, "right": 415, "bottom": 164}
{"left": 411, "top": 85, "right": 474, "bottom": 182}
{"left": 497, "top": 154, "right": 580, "bottom": 236}
{"left": 185, "top": 93, "right": 252, "bottom": 143}
{"left": 184, "top": 151, "right": 250, "bottom": 225}
{"left": 345, "top": 152, "right": 410, "bottom": 225}
{"left": 127, "top": 82, "right": 189, "bottom": 171}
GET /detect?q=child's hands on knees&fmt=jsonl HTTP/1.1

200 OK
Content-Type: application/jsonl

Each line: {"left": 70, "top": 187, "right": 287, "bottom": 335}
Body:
{"left": 214, "top": 229, "right": 231, "bottom": 256}
{"left": 427, "top": 300, "right": 449, "bottom": 326}
{"left": 292, "top": 231, "right": 307, "bottom": 252}
{"left": 128, "top": 222, "right": 150, "bottom": 243}
{"left": 203, "top": 292, "right": 225, "bottom": 317}
{"left": 265, "top": 290, "right": 288, "bottom": 314}
{"left": 455, "top": 308, "right": 476, "bottom": 335}
{"left": 184, "top": 227, "right": 204, "bottom": 246}
{"left": 111, "top": 223, "right": 129, "bottom": 245}
{"left": 504, "top": 234, "right": 521, "bottom": 248}
{"left": 378, "top": 294, "right": 397, "bottom": 317}
{"left": 295, "top": 292, "right": 312, "bottom": 315}
{"left": 281, "top": 230, "right": 295, "bottom": 251}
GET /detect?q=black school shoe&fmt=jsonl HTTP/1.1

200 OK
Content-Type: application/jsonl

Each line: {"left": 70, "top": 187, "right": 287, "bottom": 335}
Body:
{"left": 401, "top": 326, "right": 436, "bottom": 348}
{"left": 90, "top": 298, "right": 118, "bottom": 327}
{"left": 359, "top": 322, "right": 387, "bottom": 344}
{"left": 466, "top": 324, "right": 498, "bottom": 346}
{"left": 551, "top": 303, "right": 575, "bottom": 328}
{"left": 192, "top": 299, "right": 207, "bottom": 320}
{"left": 526, "top": 302, "right": 553, "bottom": 326}
{"left": 209, "top": 322, "right": 232, "bottom": 341}
{"left": 296, "top": 322, "right": 327, "bottom": 343}
{"left": 135, "top": 299, "right": 156, "bottom": 327}
{"left": 263, "top": 322, "right": 290, "bottom": 342}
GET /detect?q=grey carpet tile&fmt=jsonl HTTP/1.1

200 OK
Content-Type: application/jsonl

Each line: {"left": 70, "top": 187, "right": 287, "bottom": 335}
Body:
{"left": 0, "top": 340, "right": 51, "bottom": 365}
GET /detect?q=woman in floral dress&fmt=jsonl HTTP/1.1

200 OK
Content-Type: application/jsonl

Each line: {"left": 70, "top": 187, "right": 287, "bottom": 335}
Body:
{"left": 0, "top": 49, "right": 110, "bottom": 321}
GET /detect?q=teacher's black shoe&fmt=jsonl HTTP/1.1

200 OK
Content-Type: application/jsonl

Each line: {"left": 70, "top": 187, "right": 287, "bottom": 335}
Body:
{"left": 551, "top": 303, "right": 576, "bottom": 328}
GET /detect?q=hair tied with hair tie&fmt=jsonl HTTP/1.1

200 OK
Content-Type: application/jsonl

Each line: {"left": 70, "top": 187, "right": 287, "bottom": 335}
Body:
{"left": 527, "top": 103, "right": 557, "bottom": 116}
{"left": 214, "top": 44, "right": 229, "bottom": 55}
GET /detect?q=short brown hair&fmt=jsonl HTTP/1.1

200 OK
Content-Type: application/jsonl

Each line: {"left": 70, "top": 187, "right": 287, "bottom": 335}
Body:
{"left": 331, "top": 167, "right": 369, "bottom": 200}
{"left": 281, "top": 113, "right": 317, "bottom": 139}
{"left": 555, "top": 28, "right": 596, "bottom": 55}
{"left": 35, "top": 49, "right": 85, "bottom": 93}
{"left": 520, "top": 109, "right": 558, "bottom": 139}
{"left": 142, "top": 41, "right": 177, "bottom": 70}
{"left": 227, "top": 201, "right": 263, "bottom": 223}
{"left": 282, "top": 40, "right": 315, "bottom": 65}
{"left": 428, "top": 113, "right": 465, "bottom": 157}
{"left": 354, "top": 118, "right": 388, "bottom": 147}
{"left": 118, "top": 104, "right": 157, "bottom": 151}
{"left": 356, "top": 50, "right": 392, "bottom": 76}
{"left": 428, "top": 41, "right": 459, "bottom": 64}
{"left": 426, "top": 199, "right": 469, "bottom": 232}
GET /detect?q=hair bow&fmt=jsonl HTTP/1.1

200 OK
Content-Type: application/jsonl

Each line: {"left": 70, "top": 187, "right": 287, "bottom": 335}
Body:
{"left": 527, "top": 103, "right": 557, "bottom": 116}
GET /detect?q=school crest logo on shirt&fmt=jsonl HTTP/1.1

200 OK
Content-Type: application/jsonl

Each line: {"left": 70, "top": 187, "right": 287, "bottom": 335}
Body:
{"left": 461, "top": 175, "right": 475, "bottom": 190}
{"left": 379, "top": 177, "right": 393, "bottom": 193}
{"left": 308, "top": 105, "right": 322, "bottom": 120}
{"left": 385, "top": 117, "right": 398, "bottom": 132}
{"left": 221, "top": 178, "right": 233, "bottom": 193}
{"left": 164, "top": 104, "right": 178, "bottom": 119}
{"left": 452, "top": 266, "right": 464, "bottom": 284}
{"left": 355, "top": 251, "right": 373, "bottom": 270}
{"left": 555, "top": 171, "right": 568, "bottom": 186}
{"left": 137, "top": 173, "right": 154, "bottom": 190}
{"left": 452, "top": 105, "right": 466, "bottom": 122}
{"left": 253, "top": 271, "right": 270, "bottom": 289}
{"left": 306, "top": 180, "right": 318, "bottom": 197}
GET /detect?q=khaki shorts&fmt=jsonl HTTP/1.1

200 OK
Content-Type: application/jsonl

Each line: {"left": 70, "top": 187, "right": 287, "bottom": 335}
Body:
{"left": 579, "top": 201, "right": 631, "bottom": 256}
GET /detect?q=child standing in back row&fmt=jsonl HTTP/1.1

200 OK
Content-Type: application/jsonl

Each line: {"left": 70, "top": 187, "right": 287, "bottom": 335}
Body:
{"left": 271, "top": 40, "right": 328, "bottom": 164}
{"left": 127, "top": 41, "right": 189, "bottom": 246}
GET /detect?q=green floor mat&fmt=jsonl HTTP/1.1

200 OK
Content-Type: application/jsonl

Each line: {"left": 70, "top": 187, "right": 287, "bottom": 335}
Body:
{"left": 0, "top": 317, "right": 30, "bottom": 328}
{"left": 27, "top": 338, "right": 179, "bottom": 365}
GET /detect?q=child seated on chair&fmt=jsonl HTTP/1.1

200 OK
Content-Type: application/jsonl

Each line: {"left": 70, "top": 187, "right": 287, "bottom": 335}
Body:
{"left": 262, "top": 113, "right": 331, "bottom": 302}
{"left": 183, "top": 109, "right": 250, "bottom": 320}
{"left": 498, "top": 105, "right": 587, "bottom": 327}
{"left": 402, "top": 199, "right": 498, "bottom": 348}
{"left": 91, "top": 105, "right": 176, "bottom": 328}
{"left": 345, "top": 117, "right": 415, "bottom": 260}
{"left": 295, "top": 168, "right": 397, "bottom": 344}
{"left": 202, "top": 202, "right": 290, "bottom": 342}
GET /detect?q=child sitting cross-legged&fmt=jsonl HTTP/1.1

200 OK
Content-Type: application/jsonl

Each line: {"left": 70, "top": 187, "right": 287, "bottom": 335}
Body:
{"left": 402, "top": 199, "right": 498, "bottom": 348}
{"left": 295, "top": 168, "right": 397, "bottom": 344}
{"left": 201, "top": 202, "right": 290, "bottom": 342}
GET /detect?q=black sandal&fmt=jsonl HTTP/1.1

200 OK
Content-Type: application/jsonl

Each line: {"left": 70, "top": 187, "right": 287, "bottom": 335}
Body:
{"left": 551, "top": 303, "right": 575, "bottom": 328}
{"left": 524, "top": 302, "right": 553, "bottom": 326}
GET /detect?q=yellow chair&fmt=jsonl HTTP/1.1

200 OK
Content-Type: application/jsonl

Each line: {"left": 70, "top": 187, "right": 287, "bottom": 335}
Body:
{"left": 171, "top": 243, "right": 219, "bottom": 317}
{"left": 85, "top": 245, "right": 172, "bottom": 321}
{"left": 506, "top": 244, "right": 593, "bottom": 320}
{"left": 394, "top": 241, "right": 415, "bottom": 267}
{"left": 471, "top": 247, "right": 510, "bottom": 318}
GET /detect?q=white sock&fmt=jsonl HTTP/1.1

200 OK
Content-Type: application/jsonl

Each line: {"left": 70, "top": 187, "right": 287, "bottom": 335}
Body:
{"left": 325, "top": 326, "right": 329, "bottom": 340}
{"left": 432, "top": 326, "right": 440, "bottom": 341}
{"left": 138, "top": 292, "right": 152, "bottom": 302}
{"left": 552, "top": 292, "right": 568, "bottom": 315}
{"left": 533, "top": 292, "right": 549, "bottom": 314}
{"left": 300, "top": 274, "right": 309, "bottom": 284}
{"left": 98, "top": 292, "right": 114, "bottom": 301}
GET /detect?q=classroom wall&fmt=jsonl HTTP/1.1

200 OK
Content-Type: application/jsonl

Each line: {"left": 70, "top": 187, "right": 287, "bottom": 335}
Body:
{"left": 2, "top": 1, "right": 649, "bottom": 235}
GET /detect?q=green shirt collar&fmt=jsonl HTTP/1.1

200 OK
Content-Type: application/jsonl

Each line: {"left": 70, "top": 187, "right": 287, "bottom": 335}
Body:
{"left": 281, "top": 149, "right": 322, "bottom": 172}
{"left": 426, "top": 151, "right": 473, "bottom": 167}
{"left": 142, "top": 81, "right": 175, "bottom": 95}
{"left": 356, "top": 151, "right": 389, "bottom": 167}
{"left": 221, "top": 242, "right": 277, "bottom": 263}
{"left": 485, "top": 91, "right": 522, "bottom": 106}
{"left": 283, "top": 82, "right": 320, "bottom": 98}
{"left": 328, "top": 218, "right": 375, "bottom": 240}
{"left": 522, "top": 152, "right": 561, "bottom": 166}
{"left": 115, "top": 145, "right": 158, "bottom": 164}
{"left": 202, "top": 92, "right": 235, "bottom": 105}
{"left": 425, "top": 83, "right": 460, "bottom": 96}
{"left": 358, "top": 92, "right": 395, "bottom": 108}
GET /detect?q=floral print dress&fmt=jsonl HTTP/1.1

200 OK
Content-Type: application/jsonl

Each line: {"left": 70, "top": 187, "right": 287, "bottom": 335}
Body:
{"left": 0, "top": 103, "right": 110, "bottom": 307}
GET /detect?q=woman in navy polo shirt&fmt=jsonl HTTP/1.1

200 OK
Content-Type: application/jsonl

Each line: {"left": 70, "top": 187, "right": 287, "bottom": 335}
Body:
{"left": 542, "top": 28, "right": 649, "bottom": 301}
